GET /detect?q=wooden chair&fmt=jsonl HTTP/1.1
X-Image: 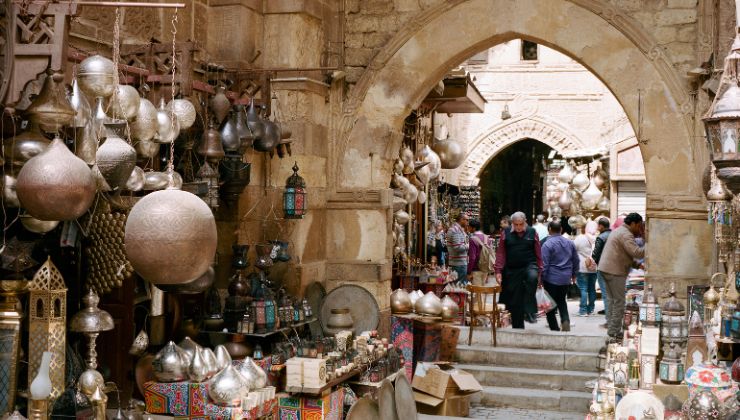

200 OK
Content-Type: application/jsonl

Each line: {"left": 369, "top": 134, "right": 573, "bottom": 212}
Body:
{"left": 467, "top": 284, "right": 501, "bottom": 347}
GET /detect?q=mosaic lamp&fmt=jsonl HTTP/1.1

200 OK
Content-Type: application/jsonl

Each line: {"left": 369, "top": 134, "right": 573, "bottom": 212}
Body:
{"left": 639, "top": 283, "right": 661, "bottom": 327}
{"left": 283, "top": 162, "right": 307, "bottom": 219}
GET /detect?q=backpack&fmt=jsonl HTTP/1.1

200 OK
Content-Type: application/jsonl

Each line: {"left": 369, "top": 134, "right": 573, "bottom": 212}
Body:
{"left": 472, "top": 235, "right": 495, "bottom": 273}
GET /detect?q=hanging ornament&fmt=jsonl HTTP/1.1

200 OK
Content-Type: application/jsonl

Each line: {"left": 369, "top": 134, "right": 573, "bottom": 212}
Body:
{"left": 4, "top": 125, "right": 50, "bottom": 169}
{"left": 415, "top": 161, "right": 431, "bottom": 185}
{"left": 96, "top": 122, "right": 137, "bottom": 189}
{"left": 108, "top": 85, "right": 141, "bottom": 121}
{"left": 245, "top": 100, "right": 265, "bottom": 146}
{"left": 593, "top": 168, "right": 608, "bottom": 188}
{"left": 581, "top": 180, "right": 603, "bottom": 210}
{"left": 403, "top": 183, "right": 419, "bottom": 203}
{"left": 572, "top": 171, "right": 590, "bottom": 192}
{"left": 131, "top": 98, "right": 159, "bottom": 142}
{"left": 400, "top": 146, "right": 414, "bottom": 174}
{"left": 558, "top": 187, "right": 573, "bottom": 211}
{"left": 16, "top": 137, "right": 96, "bottom": 221}
{"left": 597, "top": 195, "right": 610, "bottom": 211}
{"left": 557, "top": 162, "right": 575, "bottom": 183}
{"left": 706, "top": 164, "right": 733, "bottom": 263}
{"left": 135, "top": 139, "right": 161, "bottom": 159}
{"left": 418, "top": 191, "right": 427, "bottom": 204}
{"left": 419, "top": 145, "right": 441, "bottom": 179}
{"left": 125, "top": 167, "right": 145, "bottom": 192}
{"left": 198, "top": 122, "right": 225, "bottom": 164}
{"left": 166, "top": 98, "right": 196, "bottom": 130}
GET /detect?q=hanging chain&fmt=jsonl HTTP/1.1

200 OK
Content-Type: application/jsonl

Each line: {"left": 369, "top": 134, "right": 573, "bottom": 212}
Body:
{"left": 168, "top": 8, "right": 178, "bottom": 173}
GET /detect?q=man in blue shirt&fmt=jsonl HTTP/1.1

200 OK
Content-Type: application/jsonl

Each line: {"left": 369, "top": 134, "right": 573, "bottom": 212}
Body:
{"left": 541, "top": 220, "right": 580, "bottom": 332}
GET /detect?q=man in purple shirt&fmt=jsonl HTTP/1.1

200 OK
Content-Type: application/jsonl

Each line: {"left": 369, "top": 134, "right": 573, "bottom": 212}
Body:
{"left": 541, "top": 220, "right": 580, "bottom": 332}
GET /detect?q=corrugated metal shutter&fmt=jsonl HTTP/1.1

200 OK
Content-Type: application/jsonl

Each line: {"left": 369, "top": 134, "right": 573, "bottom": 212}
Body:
{"left": 617, "top": 181, "right": 646, "bottom": 217}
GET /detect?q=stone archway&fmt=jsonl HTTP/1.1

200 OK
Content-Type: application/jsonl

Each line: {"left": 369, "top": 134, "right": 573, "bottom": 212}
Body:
{"left": 328, "top": 0, "right": 711, "bottom": 303}
{"left": 456, "top": 116, "right": 585, "bottom": 186}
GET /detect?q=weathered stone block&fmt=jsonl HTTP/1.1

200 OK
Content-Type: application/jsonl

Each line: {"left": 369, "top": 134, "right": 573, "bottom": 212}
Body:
{"left": 345, "top": 15, "right": 382, "bottom": 33}
{"left": 361, "top": 0, "right": 394, "bottom": 14}
{"left": 677, "top": 26, "right": 696, "bottom": 43}
{"left": 654, "top": 26, "right": 677, "bottom": 44}
{"left": 345, "top": 32, "right": 363, "bottom": 49}
{"left": 667, "top": 0, "right": 697, "bottom": 8}
{"left": 364, "top": 32, "right": 391, "bottom": 48}
{"left": 345, "top": 48, "right": 377, "bottom": 66}
{"left": 346, "top": 0, "right": 361, "bottom": 14}
{"left": 656, "top": 9, "right": 697, "bottom": 26}
{"left": 345, "top": 66, "right": 366, "bottom": 83}
{"left": 394, "top": 0, "right": 420, "bottom": 12}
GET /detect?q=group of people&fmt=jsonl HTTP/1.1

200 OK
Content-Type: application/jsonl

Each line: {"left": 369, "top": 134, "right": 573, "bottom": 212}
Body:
{"left": 426, "top": 213, "right": 492, "bottom": 286}
{"left": 492, "top": 211, "right": 645, "bottom": 341}
{"left": 428, "top": 209, "right": 645, "bottom": 342}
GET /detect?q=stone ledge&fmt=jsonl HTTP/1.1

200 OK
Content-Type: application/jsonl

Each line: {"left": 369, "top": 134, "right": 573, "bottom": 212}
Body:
{"left": 271, "top": 77, "right": 329, "bottom": 96}
{"left": 208, "top": 0, "right": 260, "bottom": 10}
{"left": 326, "top": 259, "right": 392, "bottom": 282}
{"left": 327, "top": 189, "right": 393, "bottom": 209}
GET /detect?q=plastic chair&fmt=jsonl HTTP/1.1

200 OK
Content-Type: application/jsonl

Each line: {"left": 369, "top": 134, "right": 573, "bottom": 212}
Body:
{"left": 466, "top": 284, "right": 501, "bottom": 347}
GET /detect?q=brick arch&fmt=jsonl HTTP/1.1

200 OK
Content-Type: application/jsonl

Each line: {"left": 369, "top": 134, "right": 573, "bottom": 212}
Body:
{"left": 457, "top": 116, "right": 584, "bottom": 186}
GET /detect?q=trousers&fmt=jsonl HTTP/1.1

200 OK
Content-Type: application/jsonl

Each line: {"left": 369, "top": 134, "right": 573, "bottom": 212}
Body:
{"left": 500, "top": 264, "right": 539, "bottom": 329}
{"left": 577, "top": 272, "right": 597, "bottom": 315}
{"left": 597, "top": 270, "right": 609, "bottom": 317}
{"left": 602, "top": 271, "right": 627, "bottom": 338}
{"left": 543, "top": 282, "right": 570, "bottom": 331}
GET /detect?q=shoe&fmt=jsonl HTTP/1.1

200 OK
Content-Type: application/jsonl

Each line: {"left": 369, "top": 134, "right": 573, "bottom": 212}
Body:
{"left": 598, "top": 310, "right": 606, "bottom": 315}
{"left": 587, "top": 312, "right": 594, "bottom": 316}
{"left": 599, "top": 323, "right": 607, "bottom": 329}
{"left": 561, "top": 321, "right": 570, "bottom": 332}
{"left": 524, "top": 313, "right": 537, "bottom": 324}
{"left": 578, "top": 313, "right": 588, "bottom": 317}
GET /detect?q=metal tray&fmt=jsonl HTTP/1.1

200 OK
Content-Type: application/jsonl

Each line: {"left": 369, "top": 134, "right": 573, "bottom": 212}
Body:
{"left": 379, "top": 378, "right": 399, "bottom": 420}
{"left": 346, "top": 397, "right": 379, "bottom": 420}
{"left": 319, "top": 284, "right": 379, "bottom": 335}
{"left": 394, "top": 372, "right": 417, "bottom": 419}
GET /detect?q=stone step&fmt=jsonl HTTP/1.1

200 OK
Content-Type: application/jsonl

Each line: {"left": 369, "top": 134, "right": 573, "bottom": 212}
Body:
{"left": 457, "top": 325, "right": 605, "bottom": 353}
{"left": 456, "top": 345, "right": 600, "bottom": 372}
{"left": 456, "top": 363, "right": 596, "bottom": 392}
{"left": 471, "top": 385, "right": 592, "bottom": 413}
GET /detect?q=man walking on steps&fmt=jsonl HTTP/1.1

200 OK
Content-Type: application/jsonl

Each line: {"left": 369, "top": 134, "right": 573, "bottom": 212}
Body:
{"left": 598, "top": 213, "right": 645, "bottom": 343}
{"left": 494, "top": 212, "right": 543, "bottom": 329}
{"left": 592, "top": 217, "right": 611, "bottom": 323}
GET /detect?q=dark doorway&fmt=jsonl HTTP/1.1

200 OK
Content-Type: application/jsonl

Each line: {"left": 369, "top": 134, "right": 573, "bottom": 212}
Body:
{"left": 479, "top": 138, "right": 553, "bottom": 234}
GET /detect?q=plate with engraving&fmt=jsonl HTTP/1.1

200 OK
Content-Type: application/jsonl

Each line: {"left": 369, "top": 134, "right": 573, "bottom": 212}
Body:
{"left": 320, "top": 284, "right": 379, "bottom": 335}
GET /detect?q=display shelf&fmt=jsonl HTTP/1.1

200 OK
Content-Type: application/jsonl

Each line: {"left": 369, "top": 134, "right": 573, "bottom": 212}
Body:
{"left": 347, "top": 368, "right": 404, "bottom": 388}
{"left": 286, "top": 368, "right": 361, "bottom": 396}
{"left": 205, "top": 317, "right": 318, "bottom": 338}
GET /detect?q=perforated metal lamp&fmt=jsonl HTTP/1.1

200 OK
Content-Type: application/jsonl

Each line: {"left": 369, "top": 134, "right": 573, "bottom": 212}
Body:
{"left": 703, "top": 33, "right": 740, "bottom": 174}
{"left": 283, "top": 162, "right": 307, "bottom": 219}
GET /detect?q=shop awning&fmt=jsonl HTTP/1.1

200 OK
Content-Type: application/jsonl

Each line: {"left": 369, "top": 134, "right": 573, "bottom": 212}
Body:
{"left": 423, "top": 73, "right": 486, "bottom": 114}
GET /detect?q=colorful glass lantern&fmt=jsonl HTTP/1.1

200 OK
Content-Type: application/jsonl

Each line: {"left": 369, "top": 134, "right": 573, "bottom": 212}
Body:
{"left": 639, "top": 284, "right": 661, "bottom": 327}
{"left": 659, "top": 343, "right": 685, "bottom": 385}
{"left": 661, "top": 282, "right": 688, "bottom": 350}
{"left": 283, "top": 162, "right": 306, "bottom": 219}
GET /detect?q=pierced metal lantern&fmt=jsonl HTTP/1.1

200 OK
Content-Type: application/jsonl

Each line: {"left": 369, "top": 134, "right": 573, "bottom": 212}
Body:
{"left": 661, "top": 282, "right": 688, "bottom": 351}
{"left": 283, "top": 162, "right": 306, "bottom": 219}
{"left": 659, "top": 343, "right": 685, "bottom": 385}
{"left": 639, "top": 284, "right": 662, "bottom": 327}
{"left": 703, "top": 34, "right": 740, "bottom": 192}
{"left": 28, "top": 257, "right": 67, "bottom": 399}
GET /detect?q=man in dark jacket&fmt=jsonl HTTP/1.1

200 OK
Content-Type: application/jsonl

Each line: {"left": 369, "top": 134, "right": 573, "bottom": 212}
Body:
{"left": 591, "top": 217, "right": 611, "bottom": 319}
{"left": 541, "top": 221, "right": 580, "bottom": 332}
{"left": 494, "top": 212, "right": 543, "bottom": 329}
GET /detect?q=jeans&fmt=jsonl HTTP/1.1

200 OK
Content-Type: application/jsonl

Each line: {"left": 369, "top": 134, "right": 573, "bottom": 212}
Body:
{"left": 597, "top": 271, "right": 609, "bottom": 317}
{"left": 577, "top": 272, "right": 597, "bottom": 315}
{"left": 451, "top": 265, "right": 468, "bottom": 285}
{"left": 602, "top": 272, "right": 627, "bottom": 338}
{"left": 543, "top": 282, "right": 570, "bottom": 331}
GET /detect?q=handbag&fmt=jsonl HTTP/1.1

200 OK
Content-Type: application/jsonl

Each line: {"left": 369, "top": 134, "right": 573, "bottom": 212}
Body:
{"left": 567, "top": 283, "right": 580, "bottom": 299}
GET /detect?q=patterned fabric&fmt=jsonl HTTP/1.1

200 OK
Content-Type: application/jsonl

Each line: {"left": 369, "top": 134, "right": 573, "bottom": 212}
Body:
{"left": 391, "top": 316, "right": 414, "bottom": 381}
{"left": 414, "top": 322, "right": 441, "bottom": 364}
{"left": 278, "top": 388, "right": 344, "bottom": 420}
{"left": 446, "top": 222, "right": 468, "bottom": 267}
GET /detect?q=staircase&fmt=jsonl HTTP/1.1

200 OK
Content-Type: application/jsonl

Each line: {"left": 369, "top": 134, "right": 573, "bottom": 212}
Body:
{"left": 455, "top": 326, "right": 601, "bottom": 414}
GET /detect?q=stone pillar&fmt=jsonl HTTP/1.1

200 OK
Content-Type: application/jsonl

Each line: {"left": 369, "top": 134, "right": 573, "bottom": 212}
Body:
{"left": 207, "top": 0, "right": 262, "bottom": 68}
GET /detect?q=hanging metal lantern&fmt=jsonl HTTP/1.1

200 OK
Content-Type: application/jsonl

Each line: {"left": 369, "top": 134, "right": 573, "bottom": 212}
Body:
{"left": 68, "top": 78, "right": 91, "bottom": 129}
{"left": 706, "top": 165, "right": 733, "bottom": 262}
{"left": 220, "top": 112, "right": 241, "bottom": 153}
{"left": 131, "top": 98, "right": 158, "bottom": 142}
{"left": 661, "top": 282, "right": 687, "bottom": 353}
{"left": 198, "top": 123, "right": 225, "bottom": 164}
{"left": 125, "top": 187, "right": 217, "bottom": 285}
{"left": 166, "top": 98, "right": 196, "bottom": 130}
{"left": 153, "top": 98, "right": 180, "bottom": 144}
{"left": 77, "top": 55, "right": 116, "bottom": 99}
{"left": 557, "top": 162, "right": 575, "bottom": 183}
{"left": 96, "top": 122, "right": 137, "bottom": 189}
{"left": 16, "top": 137, "right": 96, "bottom": 221}
{"left": 572, "top": 171, "right": 590, "bottom": 191}
{"left": 108, "top": 84, "right": 141, "bottom": 121}
{"left": 283, "top": 162, "right": 306, "bottom": 219}
{"left": 597, "top": 195, "right": 610, "bottom": 211}
{"left": 432, "top": 137, "right": 465, "bottom": 169}
{"left": 210, "top": 86, "right": 231, "bottom": 125}
{"left": 26, "top": 71, "right": 75, "bottom": 133}
{"left": 581, "top": 180, "right": 603, "bottom": 210}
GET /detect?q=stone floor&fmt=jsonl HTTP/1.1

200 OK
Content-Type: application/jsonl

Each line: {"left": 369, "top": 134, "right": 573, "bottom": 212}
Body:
{"left": 468, "top": 405, "right": 585, "bottom": 419}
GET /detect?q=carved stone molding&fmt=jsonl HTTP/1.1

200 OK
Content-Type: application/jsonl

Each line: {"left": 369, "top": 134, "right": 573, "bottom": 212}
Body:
{"left": 646, "top": 193, "right": 707, "bottom": 220}
{"left": 327, "top": 188, "right": 392, "bottom": 209}
{"left": 263, "top": 0, "right": 324, "bottom": 21}
{"left": 326, "top": 259, "right": 392, "bottom": 282}
{"left": 459, "top": 116, "right": 585, "bottom": 185}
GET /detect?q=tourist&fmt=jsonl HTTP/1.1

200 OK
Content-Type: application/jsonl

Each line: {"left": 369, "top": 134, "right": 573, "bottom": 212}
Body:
{"left": 541, "top": 220, "right": 579, "bottom": 331}
{"left": 434, "top": 220, "right": 447, "bottom": 266}
{"left": 494, "top": 211, "right": 543, "bottom": 329}
{"left": 533, "top": 214, "right": 549, "bottom": 243}
{"left": 467, "top": 219, "right": 489, "bottom": 285}
{"left": 446, "top": 212, "right": 470, "bottom": 285}
{"left": 591, "top": 217, "right": 612, "bottom": 320}
{"left": 499, "top": 215, "right": 511, "bottom": 231}
{"left": 598, "top": 213, "right": 645, "bottom": 343}
{"left": 574, "top": 224, "right": 597, "bottom": 317}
